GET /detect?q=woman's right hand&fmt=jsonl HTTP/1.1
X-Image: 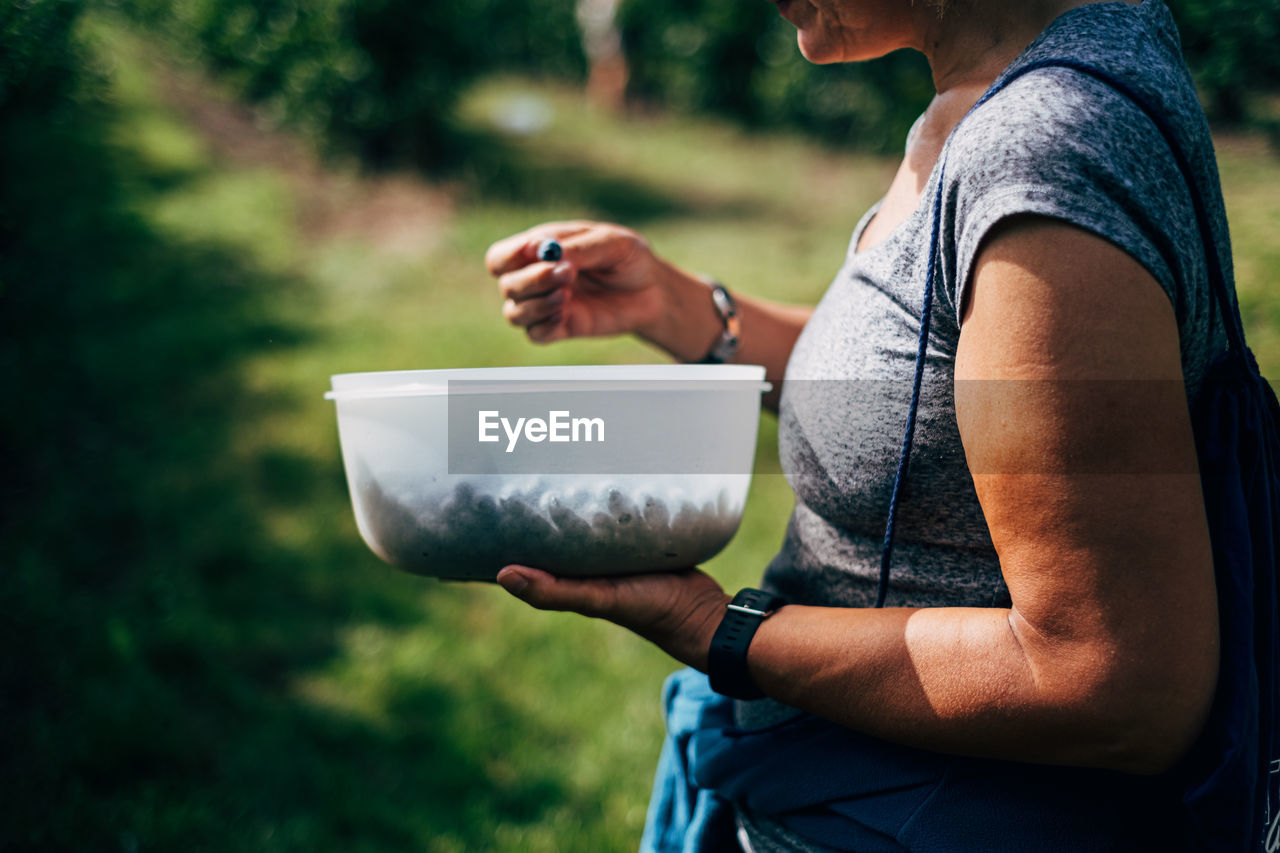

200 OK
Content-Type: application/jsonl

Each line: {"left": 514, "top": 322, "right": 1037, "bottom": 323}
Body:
{"left": 484, "top": 221, "right": 672, "bottom": 344}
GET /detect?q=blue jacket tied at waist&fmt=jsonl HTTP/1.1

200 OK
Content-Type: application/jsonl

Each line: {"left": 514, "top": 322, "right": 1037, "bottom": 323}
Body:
{"left": 639, "top": 667, "right": 1184, "bottom": 853}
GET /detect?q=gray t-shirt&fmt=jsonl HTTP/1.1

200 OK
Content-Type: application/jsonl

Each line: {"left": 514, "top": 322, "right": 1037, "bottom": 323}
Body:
{"left": 739, "top": 0, "right": 1233, "bottom": 847}
{"left": 761, "top": 0, "right": 1231, "bottom": 614}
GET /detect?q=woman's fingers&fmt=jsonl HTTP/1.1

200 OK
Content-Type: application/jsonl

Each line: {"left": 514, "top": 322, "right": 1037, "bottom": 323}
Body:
{"left": 496, "top": 566, "right": 731, "bottom": 670}
{"left": 485, "top": 220, "right": 655, "bottom": 344}
{"left": 485, "top": 222, "right": 593, "bottom": 276}
{"left": 503, "top": 288, "right": 566, "bottom": 328}
{"left": 487, "top": 222, "right": 647, "bottom": 289}
{"left": 496, "top": 566, "right": 618, "bottom": 618}
{"left": 554, "top": 226, "right": 648, "bottom": 285}
{"left": 497, "top": 259, "right": 575, "bottom": 302}
{"left": 503, "top": 294, "right": 569, "bottom": 344}
{"left": 526, "top": 313, "right": 568, "bottom": 344}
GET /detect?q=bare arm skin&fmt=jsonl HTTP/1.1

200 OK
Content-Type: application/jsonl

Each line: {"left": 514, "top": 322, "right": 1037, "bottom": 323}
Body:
{"left": 484, "top": 221, "right": 811, "bottom": 409}
{"left": 498, "top": 217, "right": 1219, "bottom": 775}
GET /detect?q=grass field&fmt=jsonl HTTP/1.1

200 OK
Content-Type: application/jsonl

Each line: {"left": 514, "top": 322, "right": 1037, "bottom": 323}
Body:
{"left": 4, "top": 12, "right": 1280, "bottom": 851}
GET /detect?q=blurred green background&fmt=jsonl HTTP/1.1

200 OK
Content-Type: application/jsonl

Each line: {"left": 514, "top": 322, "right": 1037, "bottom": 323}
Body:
{"left": 3, "top": 0, "right": 1280, "bottom": 850}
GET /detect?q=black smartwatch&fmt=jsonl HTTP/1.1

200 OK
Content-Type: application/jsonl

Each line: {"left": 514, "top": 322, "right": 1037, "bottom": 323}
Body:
{"left": 708, "top": 588, "right": 787, "bottom": 700}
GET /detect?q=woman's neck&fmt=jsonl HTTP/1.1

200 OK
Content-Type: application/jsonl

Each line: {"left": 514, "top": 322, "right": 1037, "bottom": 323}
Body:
{"left": 917, "top": 0, "right": 1108, "bottom": 96}
{"left": 906, "top": 0, "right": 1142, "bottom": 146}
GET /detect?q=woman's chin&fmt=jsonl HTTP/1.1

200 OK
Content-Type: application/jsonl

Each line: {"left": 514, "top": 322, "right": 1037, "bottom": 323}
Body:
{"left": 796, "top": 35, "right": 842, "bottom": 65}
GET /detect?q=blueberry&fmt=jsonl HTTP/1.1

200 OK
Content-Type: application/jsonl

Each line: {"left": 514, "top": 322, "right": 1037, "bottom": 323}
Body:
{"left": 536, "top": 238, "right": 562, "bottom": 262}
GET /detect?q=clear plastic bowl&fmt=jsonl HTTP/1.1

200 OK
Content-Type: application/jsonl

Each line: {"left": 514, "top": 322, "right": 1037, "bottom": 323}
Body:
{"left": 326, "top": 364, "right": 769, "bottom": 580}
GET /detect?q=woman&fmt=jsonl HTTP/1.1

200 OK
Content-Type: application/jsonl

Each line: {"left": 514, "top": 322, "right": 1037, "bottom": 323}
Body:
{"left": 485, "top": 0, "right": 1230, "bottom": 848}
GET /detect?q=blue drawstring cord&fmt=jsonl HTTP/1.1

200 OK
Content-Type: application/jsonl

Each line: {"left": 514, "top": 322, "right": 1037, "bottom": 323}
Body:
{"left": 876, "top": 154, "right": 947, "bottom": 608}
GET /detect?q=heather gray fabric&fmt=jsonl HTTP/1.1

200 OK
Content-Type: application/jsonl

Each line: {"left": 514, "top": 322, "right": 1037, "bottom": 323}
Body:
{"left": 762, "top": 0, "right": 1230, "bottom": 616}
{"left": 734, "top": 1, "right": 1233, "bottom": 849}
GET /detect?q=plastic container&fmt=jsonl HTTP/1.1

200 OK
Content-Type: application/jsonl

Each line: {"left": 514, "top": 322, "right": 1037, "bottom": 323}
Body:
{"left": 326, "top": 364, "right": 769, "bottom": 580}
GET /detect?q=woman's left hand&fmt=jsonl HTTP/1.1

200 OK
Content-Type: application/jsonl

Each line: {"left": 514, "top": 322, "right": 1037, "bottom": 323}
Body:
{"left": 495, "top": 566, "right": 731, "bottom": 671}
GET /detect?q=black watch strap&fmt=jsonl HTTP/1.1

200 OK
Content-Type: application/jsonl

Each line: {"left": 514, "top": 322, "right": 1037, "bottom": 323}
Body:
{"left": 708, "top": 588, "right": 786, "bottom": 700}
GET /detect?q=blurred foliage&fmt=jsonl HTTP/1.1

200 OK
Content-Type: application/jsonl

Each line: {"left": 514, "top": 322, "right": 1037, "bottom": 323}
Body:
{"left": 53, "top": 0, "right": 1280, "bottom": 167}
{"left": 618, "top": 0, "right": 934, "bottom": 153}
{"left": 618, "top": 0, "right": 1280, "bottom": 151}
{"left": 1166, "top": 0, "right": 1280, "bottom": 124}
{"left": 0, "top": 5, "right": 587, "bottom": 847}
{"left": 122, "top": 0, "right": 585, "bottom": 167}
{"left": 0, "top": 0, "right": 85, "bottom": 113}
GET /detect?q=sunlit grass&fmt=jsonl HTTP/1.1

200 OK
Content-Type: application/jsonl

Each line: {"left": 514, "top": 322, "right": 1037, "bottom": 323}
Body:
{"left": 1217, "top": 135, "right": 1280, "bottom": 375}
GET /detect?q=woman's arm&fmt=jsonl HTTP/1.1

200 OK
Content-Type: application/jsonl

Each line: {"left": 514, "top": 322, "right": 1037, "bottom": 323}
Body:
{"left": 635, "top": 268, "right": 811, "bottom": 411}
{"left": 745, "top": 217, "right": 1219, "bottom": 773}
{"left": 485, "top": 221, "right": 810, "bottom": 409}
{"left": 498, "top": 217, "right": 1219, "bottom": 775}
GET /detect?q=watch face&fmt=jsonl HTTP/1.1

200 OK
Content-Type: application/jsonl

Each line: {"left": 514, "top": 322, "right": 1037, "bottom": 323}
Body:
{"left": 712, "top": 285, "right": 736, "bottom": 317}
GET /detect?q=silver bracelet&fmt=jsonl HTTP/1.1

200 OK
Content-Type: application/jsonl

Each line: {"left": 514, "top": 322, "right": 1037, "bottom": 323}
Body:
{"left": 699, "top": 280, "right": 740, "bottom": 364}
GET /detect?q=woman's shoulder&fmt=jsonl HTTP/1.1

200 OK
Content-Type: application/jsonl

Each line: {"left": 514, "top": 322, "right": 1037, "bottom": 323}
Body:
{"left": 962, "top": 1, "right": 1208, "bottom": 166}
{"left": 937, "top": 3, "right": 1228, "bottom": 396}
{"left": 950, "top": 1, "right": 1204, "bottom": 174}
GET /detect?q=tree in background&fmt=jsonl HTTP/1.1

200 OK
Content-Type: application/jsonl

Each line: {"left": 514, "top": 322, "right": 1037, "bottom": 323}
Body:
{"left": 0, "top": 0, "right": 83, "bottom": 118}
{"left": 618, "top": 0, "right": 1280, "bottom": 149}
{"left": 577, "top": 0, "right": 628, "bottom": 110}
{"left": 1166, "top": 0, "right": 1280, "bottom": 125}
{"left": 617, "top": 0, "right": 934, "bottom": 152}
{"left": 126, "top": 0, "right": 585, "bottom": 169}
{"left": 20, "top": 0, "right": 1280, "bottom": 172}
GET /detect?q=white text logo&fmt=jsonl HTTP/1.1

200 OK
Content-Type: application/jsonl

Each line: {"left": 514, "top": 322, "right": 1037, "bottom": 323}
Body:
{"left": 478, "top": 410, "right": 605, "bottom": 453}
